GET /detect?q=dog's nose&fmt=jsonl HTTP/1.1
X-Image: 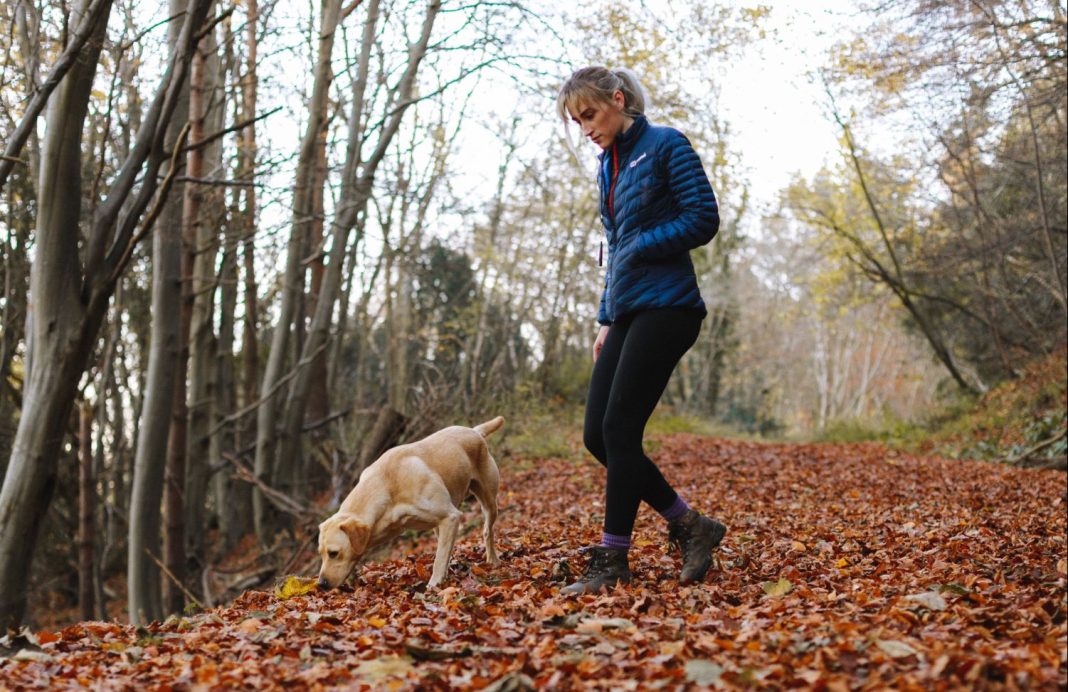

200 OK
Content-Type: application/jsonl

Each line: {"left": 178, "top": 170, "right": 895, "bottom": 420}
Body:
{"left": 317, "top": 578, "right": 330, "bottom": 590}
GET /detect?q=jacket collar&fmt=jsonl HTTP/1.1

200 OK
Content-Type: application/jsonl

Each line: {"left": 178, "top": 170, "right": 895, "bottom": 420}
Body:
{"left": 614, "top": 114, "right": 647, "bottom": 157}
{"left": 598, "top": 114, "right": 649, "bottom": 163}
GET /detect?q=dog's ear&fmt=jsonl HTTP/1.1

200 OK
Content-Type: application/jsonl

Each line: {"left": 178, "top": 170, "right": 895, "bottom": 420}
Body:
{"left": 338, "top": 516, "right": 370, "bottom": 555}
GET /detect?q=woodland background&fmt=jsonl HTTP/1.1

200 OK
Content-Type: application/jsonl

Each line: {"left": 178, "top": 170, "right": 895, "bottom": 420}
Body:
{"left": 0, "top": 0, "right": 1064, "bottom": 632}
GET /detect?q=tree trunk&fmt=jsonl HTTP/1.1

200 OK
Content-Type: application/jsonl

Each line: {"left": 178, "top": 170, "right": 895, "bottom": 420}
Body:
{"left": 833, "top": 105, "right": 979, "bottom": 393}
{"left": 93, "top": 290, "right": 123, "bottom": 620}
{"left": 215, "top": 0, "right": 258, "bottom": 551}
{"left": 161, "top": 18, "right": 216, "bottom": 617}
{"left": 130, "top": 158, "right": 185, "bottom": 624}
{"left": 305, "top": 113, "right": 332, "bottom": 430}
{"left": 78, "top": 401, "right": 95, "bottom": 622}
{"left": 129, "top": 0, "right": 208, "bottom": 628}
{"left": 0, "top": 0, "right": 113, "bottom": 631}
{"left": 253, "top": 0, "right": 342, "bottom": 544}
{"left": 13, "top": 0, "right": 42, "bottom": 190}
{"left": 184, "top": 18, "right": 223, "bottom": 577}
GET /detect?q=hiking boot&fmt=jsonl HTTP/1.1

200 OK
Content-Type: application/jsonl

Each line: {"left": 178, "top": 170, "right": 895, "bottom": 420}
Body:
{"left": 560, "top": 546, "right": 631, "bottom": 595}
{"left": 668, "top": 509, "right": 726, "bottom": 585}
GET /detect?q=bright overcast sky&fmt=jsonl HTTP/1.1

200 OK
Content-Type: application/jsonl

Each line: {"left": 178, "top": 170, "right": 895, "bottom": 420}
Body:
{"left": 714, "top": 0, "right": 865, "bottom": 217}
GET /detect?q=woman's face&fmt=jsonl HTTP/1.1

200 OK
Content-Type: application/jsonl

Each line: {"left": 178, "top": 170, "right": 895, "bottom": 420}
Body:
{"left": 568, "top": 90, "right": 628, "bottom": 150}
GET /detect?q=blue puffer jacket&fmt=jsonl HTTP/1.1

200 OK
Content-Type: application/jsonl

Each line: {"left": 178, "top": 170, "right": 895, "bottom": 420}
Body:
{"left": 596, "top": 115, "right": 719, "bottom": 325}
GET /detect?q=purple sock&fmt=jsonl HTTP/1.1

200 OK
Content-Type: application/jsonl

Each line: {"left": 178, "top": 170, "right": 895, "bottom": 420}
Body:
{"left": 660, "top": 495, "right": 690, "bottom": 522}
{"left": 600, "top": 533, "right": 631, "bottom": 551}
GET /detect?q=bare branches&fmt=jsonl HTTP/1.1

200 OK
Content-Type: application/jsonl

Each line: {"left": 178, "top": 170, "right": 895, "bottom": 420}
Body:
{"left": 0, "top": 0, "right": 112, "bottom": 194}
{"left": 180, "top": 106, "right": 282, "bottom": 155}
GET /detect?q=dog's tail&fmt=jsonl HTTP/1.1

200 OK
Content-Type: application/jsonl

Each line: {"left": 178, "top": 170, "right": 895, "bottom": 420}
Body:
{"left": 474, "top": 416, "right": 505, "bottom": 438}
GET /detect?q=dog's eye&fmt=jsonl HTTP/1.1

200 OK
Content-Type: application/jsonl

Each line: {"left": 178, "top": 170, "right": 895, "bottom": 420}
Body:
{"left": 327, "top": 550, "right": 339, "bottom": 559}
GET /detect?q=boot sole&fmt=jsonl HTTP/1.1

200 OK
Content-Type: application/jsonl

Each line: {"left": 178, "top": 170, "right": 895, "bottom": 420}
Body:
{"left": 561, "top": 574, "right": 632, "bottom": 595}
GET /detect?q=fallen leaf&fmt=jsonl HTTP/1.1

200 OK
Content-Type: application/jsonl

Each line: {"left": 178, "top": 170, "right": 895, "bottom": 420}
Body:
{"left": 274, "top": 575, "right": 318, "bottom": 599}
{"left": 685, "top": 659, "right": 723, "bottom": 686}
{"left": 404, "top": 639, "right": 472, "bottom": 661}
{"left": 576, "top": 617, "right": 634, "bottom": 633}
{"left": 658, "top": 640, "right": 685, "bottom": 657}
{"left": 538, "top": 603, "right": 565, "bottom": 619}
{"left": 762, "top": 577, "right": 792, "bottom": 597}
{"left": 483, "top": 672, "right": 536, "bottom": 692}
{"left": 904, "top": 591, "right": 947, "bottom": 611}
{"left": 354, "top": 655, "right": 414, "bottom": 681}
{"left": 876, "top": 639, "right": 920, "bottom": 658}
{"left": 11, "top": 649, "right": 54, "bottom": 663}
{"left": 930, "top": 654, "right": 951, "bottom": 677}
{"left": 237, "top": 617, "right": 264, "bottom": 636}
{"left": 35, "top": 631, "right": 59, "bottom": 645}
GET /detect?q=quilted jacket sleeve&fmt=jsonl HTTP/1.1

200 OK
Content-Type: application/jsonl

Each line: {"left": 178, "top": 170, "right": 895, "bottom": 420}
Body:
{"left": 634, "top": 130, "right": 719, "bottom": 260}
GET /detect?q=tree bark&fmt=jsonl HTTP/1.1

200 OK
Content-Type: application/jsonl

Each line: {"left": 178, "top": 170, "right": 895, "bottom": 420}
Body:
{"left": 130, "top": 139, "right": 186, "bottom": 624}
{"left": 160, "top": 16, "right": 216, "bottom": 617}
{"left": 184, "top": 17, "right": 223, "bottom": 579}
{"left": 214, "top": 0, "right": 258, "bottom": 550}
{"left": 78, "top": 402, "right": 95, "bottom": 622}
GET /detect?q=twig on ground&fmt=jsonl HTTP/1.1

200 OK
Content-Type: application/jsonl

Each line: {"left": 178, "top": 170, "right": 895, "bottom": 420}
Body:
{"left": 1006, "top": 427, "right": 1067, "bottom": 467}
{"left": 145, "top": 549, "right": 204, "bottom": 611}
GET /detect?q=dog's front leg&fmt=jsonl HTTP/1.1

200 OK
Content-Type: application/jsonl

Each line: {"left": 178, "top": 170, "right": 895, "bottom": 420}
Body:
{"left": 427, "top": 509, "right": 461, "bottom": 589}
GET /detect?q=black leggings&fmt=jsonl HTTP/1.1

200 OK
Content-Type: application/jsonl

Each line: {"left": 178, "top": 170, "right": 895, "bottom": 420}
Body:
{"left": 583, "top": 307, "right": 703, "bottom": 537}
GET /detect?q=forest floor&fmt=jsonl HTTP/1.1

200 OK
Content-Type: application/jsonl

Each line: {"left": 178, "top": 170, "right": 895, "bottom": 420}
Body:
{"left": 1, "top": 434, "right": 1065, "bottom": 689}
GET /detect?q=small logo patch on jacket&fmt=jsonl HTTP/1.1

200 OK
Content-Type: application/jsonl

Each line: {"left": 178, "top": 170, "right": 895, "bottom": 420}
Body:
{"left": 629, "top": 152, "right": 648, "bottom": 168}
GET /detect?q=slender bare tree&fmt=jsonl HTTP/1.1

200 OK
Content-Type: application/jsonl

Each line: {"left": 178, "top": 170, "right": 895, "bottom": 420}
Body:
{"left": 252, "top": 0, "right": 344, "bottom": 543}
{"left": 273, "top": 0, "right": 441, "bottom": 495}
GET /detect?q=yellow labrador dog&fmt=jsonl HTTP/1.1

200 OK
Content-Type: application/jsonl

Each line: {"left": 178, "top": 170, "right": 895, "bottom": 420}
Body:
{"left": 317, "top": 417, "right": 503, "bottom": 590}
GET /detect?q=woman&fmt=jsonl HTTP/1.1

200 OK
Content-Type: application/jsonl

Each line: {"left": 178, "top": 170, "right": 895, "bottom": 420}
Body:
{"left": 557, "top": 66, "right": 727, "bottom": 594}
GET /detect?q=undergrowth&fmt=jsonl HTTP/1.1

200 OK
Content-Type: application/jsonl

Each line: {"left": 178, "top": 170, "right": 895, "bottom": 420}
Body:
{"left": 815, "top": 347, "right": 1067, "bottom": 469}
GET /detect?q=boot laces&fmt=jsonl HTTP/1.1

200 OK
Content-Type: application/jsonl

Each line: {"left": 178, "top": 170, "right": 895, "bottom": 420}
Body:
{"left": 668, "top": 519, "right": 691, "bottom": 554}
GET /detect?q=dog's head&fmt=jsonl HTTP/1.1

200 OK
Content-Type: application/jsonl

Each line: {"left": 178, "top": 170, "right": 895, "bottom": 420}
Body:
{"left": 316, "top": 513, "right": 370, "bottom": 588}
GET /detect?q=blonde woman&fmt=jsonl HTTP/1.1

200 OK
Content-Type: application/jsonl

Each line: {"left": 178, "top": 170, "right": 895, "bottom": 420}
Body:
{"left": 558, "top": 66, "right": 726, "bottom": 594}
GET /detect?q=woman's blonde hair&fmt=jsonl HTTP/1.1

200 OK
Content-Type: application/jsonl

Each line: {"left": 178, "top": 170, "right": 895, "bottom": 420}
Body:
{"left": 556, "top": 66, "right": 648, "bottom": 123}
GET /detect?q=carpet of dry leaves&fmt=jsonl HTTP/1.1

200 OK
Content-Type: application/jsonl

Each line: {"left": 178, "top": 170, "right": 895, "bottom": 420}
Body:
{"left": 2, "top": 434, "right": 1066, "bottom": 689}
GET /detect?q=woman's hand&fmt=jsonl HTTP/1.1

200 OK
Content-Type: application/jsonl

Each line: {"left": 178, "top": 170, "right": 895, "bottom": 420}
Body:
{"left": 593, "top": 325, "right": 610, "bottom": 362}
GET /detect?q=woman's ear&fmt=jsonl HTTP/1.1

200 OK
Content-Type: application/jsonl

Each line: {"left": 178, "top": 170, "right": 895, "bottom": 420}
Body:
{"left": 613, "top": 89, "right": 626, "bottom": 110}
